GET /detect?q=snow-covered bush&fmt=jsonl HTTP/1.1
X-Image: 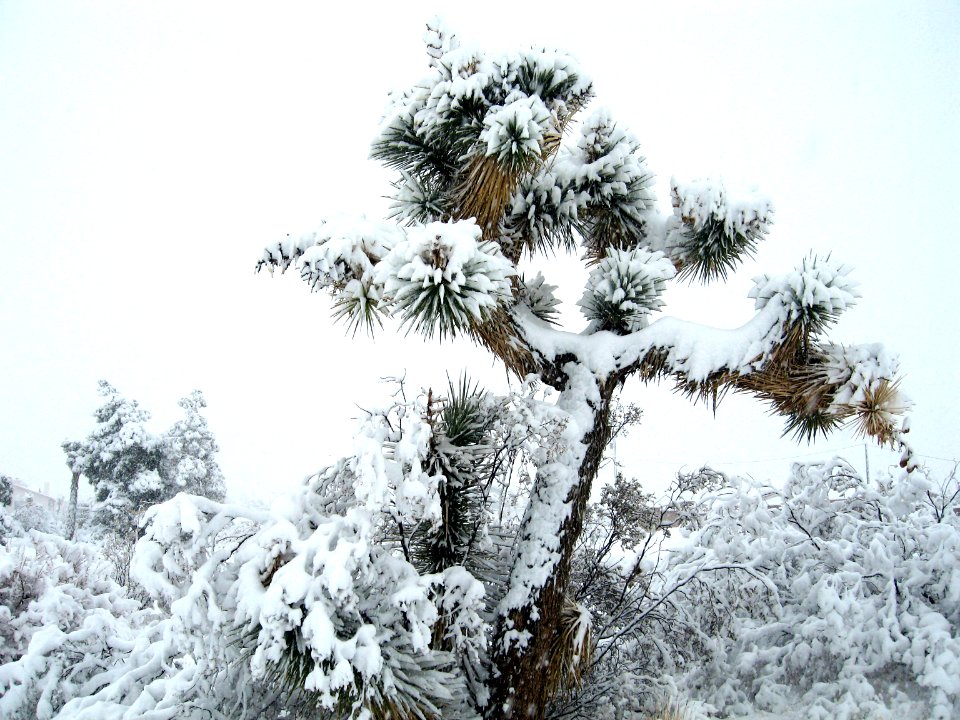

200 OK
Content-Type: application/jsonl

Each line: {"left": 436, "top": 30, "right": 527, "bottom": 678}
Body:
{"left": 676, "top": 460, "right": 960, "bottom": 719}
{"left": 47, "top": 378, "right": 577, "bottom": 719}
{"left": 0, "top": 531, "right": 146, "bottom": 720}
{"left": 13, "top": 499, "right": 64, "bottom": 535}
{"left": 547, "top": 468, "right": 747, "bottom": 720}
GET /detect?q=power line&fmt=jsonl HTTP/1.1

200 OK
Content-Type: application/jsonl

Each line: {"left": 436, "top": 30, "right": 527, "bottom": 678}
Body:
{"left": 914, "top": 453, "right": 959, "bottom": 464}
{"left": 634, "top": 447, "right": 957, "bottom": 468}
{"left": 635, "top": 443, "right": 868, "bottom": 467}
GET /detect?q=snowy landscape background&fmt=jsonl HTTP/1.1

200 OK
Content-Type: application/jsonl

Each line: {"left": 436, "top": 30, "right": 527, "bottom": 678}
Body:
{"left": 1, "top": 2, "right": 957, "bottom": 505}
{"left": 2, "top": 3, "right": 960, "bottom": 719}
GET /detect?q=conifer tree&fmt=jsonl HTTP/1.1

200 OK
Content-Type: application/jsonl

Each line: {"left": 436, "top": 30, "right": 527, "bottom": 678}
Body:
{"left": 161, "top": 390, "right": 226, "bottom": 502}
{"left": 251, "top": 21, "right": 916, "bottom": 719}
{"left": 62, "top": 380, "right": 164, "bottom": 536}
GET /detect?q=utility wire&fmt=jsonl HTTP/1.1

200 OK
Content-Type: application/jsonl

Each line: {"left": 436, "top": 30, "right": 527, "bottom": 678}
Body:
{"left": 635, "top": 443, "right": 867, "bottom": 466}
{"left": 914, "top": 453, "right": 959, "bottom": 464}
{"left": 634, "top": 446, "right": 957, "bottom": 467}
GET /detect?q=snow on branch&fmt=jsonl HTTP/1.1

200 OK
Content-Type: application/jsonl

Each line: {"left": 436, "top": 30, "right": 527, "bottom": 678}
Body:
{"left": 258, "top": 218, "right": 513, "bottom": 338}
{"left": 667, "top": 177, "right": 773, "bottom": 283}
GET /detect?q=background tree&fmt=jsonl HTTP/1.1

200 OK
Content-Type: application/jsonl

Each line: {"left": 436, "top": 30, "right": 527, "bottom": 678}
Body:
{"left": 0, "top": 474, "right": 15, "bottom": 542}
{"left": 255, "top": 22, "right": 915, "bottom": 719}
{"left": 62, "top": 380, "right": 165, "bottom": 538}
{"left": 161, "top": 390, "right": 226, "bottom": 502}
{"left": 0, "top": 474, "right": 12, "bottom": 508}
{"left": 62, "top": 442, "right": 84, "bottom": 540}
{"left": 63, "top": 382, "right": 229, "bottom": 547}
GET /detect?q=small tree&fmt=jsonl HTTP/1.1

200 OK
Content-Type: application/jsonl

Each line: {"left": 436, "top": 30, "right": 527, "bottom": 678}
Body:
{"left": 254, "top": 23, "right": 915, "bottom": 718}
{"left": 62, "top": 380, "right": 164, "bottom": 538}
{"left": 161, "top": 390, "right": 226, "bottom": 502}
{"left": 0, "top": 475, "right": 12, "bottom": 508}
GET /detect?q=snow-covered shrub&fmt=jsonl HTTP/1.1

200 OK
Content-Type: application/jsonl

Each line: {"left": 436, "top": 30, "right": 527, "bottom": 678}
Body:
{"left": 50, "top": 378, "right": 574, "bottom": 719}
{"left": 548, "top": 468, "right": 744, "bottom": 720}
{"left": 0, "top": 531, "right": 146, "bottom": 720}
{"left": 677, "top": 460, "right": 960, "bottom": 719}
{"left": 13, "top": 499, "right": 63, "bottom": 535}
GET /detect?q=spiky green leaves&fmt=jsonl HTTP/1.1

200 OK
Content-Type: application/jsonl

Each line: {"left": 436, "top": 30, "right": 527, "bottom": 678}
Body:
{"left": 504, "top": 169, "right": 581, "bottom": 255}
{"left": 503, "top": 109, "right": 655, "bottom": 260}
{"left": 389, "top": 171, "right": 449, "bottom": 225}
{"left": 519, "top": 273, "right": 561, "bottom": 325}
{"left": 377, "top": 220, "right": 514, "bottom": 339}
{"left": 750, "top": 255, "right": 860, "bottom": 337}
{"left": 259, "top": 218, "right": 514, "bottom": 339}
{"left": 372, "top": 38, "right": 593, "bottom": 243}
{"left": 668, "top": 178, "right": 773, "bottom": 283}
{"left": 567, "top": 110, "right": 656, "bottom": 262}
{"left": 578, "top": 248, "right": 675, "bottom": 334}
{"left": 480, "top": 96, "right": 552, "bottom": 173}
{"left": 258, "top": 217, "right": 400, "bottom": 334}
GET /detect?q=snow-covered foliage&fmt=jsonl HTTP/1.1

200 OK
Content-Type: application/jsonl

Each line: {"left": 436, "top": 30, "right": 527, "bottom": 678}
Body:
{"left": 0, "top": 474, "right": 13, "bottom": 507}
{"left": 22, "top": 379, "right": 586, "bottom": 719}
{"left": 161, "top": 390, "right": 226, "bottom": 501}
{"left": 376, "top": 220, "right": 514, "bottom": 338}
{"left": 374, "top": 42, "right": 591, "bottom": 187}
{"left": 672, "top": 460, "right": 960, "bottom": 719}
{"left": 481, "top": 95, "right": 552, "bottom": 171}
{"left": 578, "top": 248, "right": 676, "bottom": 334}
{"left": 62, "top": 381, "right": 164, "bottom": 535}
{"left": 0, "top": 531, "right": 146, "bottom": 720}
{"left": 63, "top": 381, "right": 228, "bottom": 543}
{"left": 750, "top": 254, "right": 859, "bottom": 333}
{"left": 1, "top": 474, "right": 21, "bottom": 541}
{"left": 505, "top": 108, "right": 656, "bottom": 259}
{"left": 259, "top": 218, "right": 513, "bottom": 337}
{"left": 5, "top": 400, "right": 949, "bottom": 720}
{"left": 13, "top": 500, "right": 63, "bottom": 535}
{"left": 667, "top": 178, "right": 773, "bottom": 282}
{"left": 518, "top": 272, "right": 561, "bottom": 325}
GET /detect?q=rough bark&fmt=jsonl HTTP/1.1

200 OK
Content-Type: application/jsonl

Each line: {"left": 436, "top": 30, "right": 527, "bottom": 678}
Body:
{"left": 487, "top": 378, "right": 616, "bottom": 720}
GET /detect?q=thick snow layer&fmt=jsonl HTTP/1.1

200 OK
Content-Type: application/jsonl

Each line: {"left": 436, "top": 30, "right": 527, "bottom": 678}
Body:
{"left": 497, "top": 364, "right": 598, "bottom": 634}
{"left": 578, "top": 248, "right": 676, "bottom": 332}
{"left": 515, "top": 294, "right": 787, "bottom": 380}
{"left": 670, "top": 177, "right": 773, "bottom": 239}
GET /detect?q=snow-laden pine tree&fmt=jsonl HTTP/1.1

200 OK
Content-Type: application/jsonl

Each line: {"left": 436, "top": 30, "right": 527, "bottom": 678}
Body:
{"left": 161, "top": 390, "right": 226, "bottom": 502}
{"left": 253, "top": 23, "right": 915, "bottom": 719}
{"left": 63, "top": 383, "right": 228, "bottom": 545}
{"left": 62, "top": 380, "right": 166, "bottom": 538}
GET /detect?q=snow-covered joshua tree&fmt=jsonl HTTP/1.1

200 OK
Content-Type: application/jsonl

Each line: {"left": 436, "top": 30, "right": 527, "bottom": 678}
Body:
{"left": 257, "top": 22, "right": 915, "bottom": 720}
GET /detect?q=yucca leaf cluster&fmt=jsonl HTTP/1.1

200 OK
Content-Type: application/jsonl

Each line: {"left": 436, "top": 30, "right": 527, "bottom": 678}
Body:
{"left": 669, "top": 178, "right": 773, "bottom": 283}
{"left": 578, "top": 249, "right": 676, "bottom": 334}
{"left": 411, "top": 376, "right": 492, "bottom": 576}
{"left": 373, "top": 41, "right": 592, "bottom": 228}
{"left": 749, "top": 254, "right": 859, "bottom": 339}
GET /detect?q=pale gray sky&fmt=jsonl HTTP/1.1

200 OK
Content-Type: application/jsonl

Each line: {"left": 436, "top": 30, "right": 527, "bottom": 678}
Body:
{"left": 1, "top": 1, "right": 958, "bottom": 503}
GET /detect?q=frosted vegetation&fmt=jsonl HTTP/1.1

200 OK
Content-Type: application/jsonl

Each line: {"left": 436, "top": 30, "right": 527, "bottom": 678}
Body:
{"left": 2, "top": 20, "right": 955, "bottom": 720}
{"left": 3, "top": 444, "right": 958, "bottom": 719}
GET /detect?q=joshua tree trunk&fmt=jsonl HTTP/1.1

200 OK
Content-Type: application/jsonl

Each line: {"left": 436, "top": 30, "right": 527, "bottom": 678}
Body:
{"left": 487, "top": 377, "right": 616, "bottom": 720}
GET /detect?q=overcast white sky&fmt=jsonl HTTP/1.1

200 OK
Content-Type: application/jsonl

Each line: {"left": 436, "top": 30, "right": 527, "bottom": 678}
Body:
{"left": 1, "top": 1, "right": 958, "bottom": 504}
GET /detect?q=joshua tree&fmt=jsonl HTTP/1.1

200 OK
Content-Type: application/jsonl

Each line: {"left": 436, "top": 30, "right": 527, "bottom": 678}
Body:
{"left": 257, "top": 21, "right": 914, "bottom": 719}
